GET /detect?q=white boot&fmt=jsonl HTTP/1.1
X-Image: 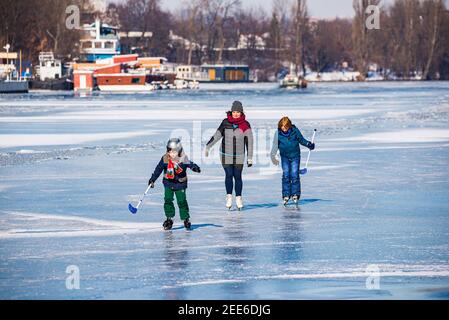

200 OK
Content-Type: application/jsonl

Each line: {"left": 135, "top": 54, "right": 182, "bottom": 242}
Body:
{"left": 226, "top": 194, "right": 233, "bottom": 209}
{"left": 236, "top": 196, "right": 244, "bottom": 210}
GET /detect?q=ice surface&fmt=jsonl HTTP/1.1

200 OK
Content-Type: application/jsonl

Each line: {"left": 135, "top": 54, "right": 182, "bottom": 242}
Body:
{"left": 332, "top": 129, "right": 449, "bottom": 143}
{"left": 0, "top": 131, "right": 157, "bottom": 148}
{"left": 0, "top": 82, "right": 449, "bottom": 299}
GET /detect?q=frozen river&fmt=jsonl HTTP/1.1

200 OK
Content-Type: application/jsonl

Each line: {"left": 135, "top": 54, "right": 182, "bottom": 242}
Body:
{"left": 1, "top": 82, "right": 449, "bottom": 299}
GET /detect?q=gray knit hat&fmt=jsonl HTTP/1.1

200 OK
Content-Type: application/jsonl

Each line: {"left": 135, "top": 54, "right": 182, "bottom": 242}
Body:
{"left": 231, "top": 100, "right": 244, "bottom": 113}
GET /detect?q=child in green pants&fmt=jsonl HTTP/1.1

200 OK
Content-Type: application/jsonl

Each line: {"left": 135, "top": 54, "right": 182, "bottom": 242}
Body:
{"left": 148, "top": 138, "right": 201, "bottom": 230}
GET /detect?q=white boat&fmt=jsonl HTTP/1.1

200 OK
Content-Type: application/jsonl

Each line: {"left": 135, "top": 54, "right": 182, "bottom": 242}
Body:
{"left": 172, "top": 79, "right": 200, "bottom": 90}
{"left": 36, "top": 52, "right": 62, "bottom": 81}
{"left": 279, "top": 63, "right": 307, "bottom": 89}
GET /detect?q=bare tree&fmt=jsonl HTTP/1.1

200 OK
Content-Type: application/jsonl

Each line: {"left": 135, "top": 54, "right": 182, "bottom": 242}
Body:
{"left": 268, "top": 11, "right": 282, "bottom": 73}
{"left": 234, "top": 7, "right": 268, "bottom": 68}
{"left": 309, "top": 19, "right": 353, "bottom": 72}
{"left": 0, "top": 0, "right": 91, "bottom": 63}
{"left": 352, "top": 0, "right": 381, "bottom": 77}
{"left": 201, "top": 0, "right": 241, "bottom": 63}
{"left": 422, "top": 0, "right": 444, "bottom": 79}
{"left": 2, "top": 0, "right": 448, "bottom": 80}
{"left": 183, "top": 0, "right": 203, "bottom": 65}
{"left": 292, "top": 0, "right": 308, "bottom": 76}
{"left": 115, "top": 0, "right": 170, "bottom": 56}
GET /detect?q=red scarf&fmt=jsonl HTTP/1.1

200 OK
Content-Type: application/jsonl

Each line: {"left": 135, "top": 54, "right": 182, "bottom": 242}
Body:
{"left": 165, "top": 159, "right": 183, "bottom": 179}
{"left": 227, "top": 112, "right": 250, "bottom": 132}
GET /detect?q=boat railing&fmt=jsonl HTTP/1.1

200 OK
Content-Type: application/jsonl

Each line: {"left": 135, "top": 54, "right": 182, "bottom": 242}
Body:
{"left": 39, "top": 52, "right": 55, "bottom": 62}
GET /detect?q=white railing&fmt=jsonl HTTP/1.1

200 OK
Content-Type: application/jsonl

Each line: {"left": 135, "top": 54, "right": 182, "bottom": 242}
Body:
{"left": 39, "top": 52, "right": 55, "bottom": 62}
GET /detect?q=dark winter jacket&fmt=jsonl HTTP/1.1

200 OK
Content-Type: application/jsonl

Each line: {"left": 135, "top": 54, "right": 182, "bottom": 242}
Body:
{"left": 150, "top": 153, "right": 199, "bottom": 191}
{"left": 271, "top": 125, "right": 312, "bottom": 160}
{"left": 206, "top": 112, "right": 254, "bottom": 166}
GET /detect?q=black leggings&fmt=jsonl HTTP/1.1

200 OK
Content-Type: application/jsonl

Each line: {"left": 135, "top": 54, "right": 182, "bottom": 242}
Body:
{"left": 223, "top": 164, "right": 243, "bottom": 196}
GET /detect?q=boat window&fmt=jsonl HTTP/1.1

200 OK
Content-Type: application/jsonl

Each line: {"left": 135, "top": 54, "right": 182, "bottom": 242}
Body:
{"left": 82, "top": 41, "right": 92, "bottom": 49}
{"left": 95, "top": 42, "right": 102, "bottom": 49}
{"left": 105, "top": 42, "right": 114, "bottom": 49}
{"left": 101, "top": 28, "right": 117, "bottom": 36}
{"left": 132, "top": 78, "right": 140, "bottom": 84}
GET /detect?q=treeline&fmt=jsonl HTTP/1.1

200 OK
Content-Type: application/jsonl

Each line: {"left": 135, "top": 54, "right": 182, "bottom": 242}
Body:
{"left": 1, "top": 0, "right": 448, "bottom": 80}
{"left": 0, "top": 0, "right": 98, "bottom": 63}
{"left": 351, "top": 0, "right": 449, "bottom": 80}
{"left": 106, "top": 0, "right": 449, "bottom": 80}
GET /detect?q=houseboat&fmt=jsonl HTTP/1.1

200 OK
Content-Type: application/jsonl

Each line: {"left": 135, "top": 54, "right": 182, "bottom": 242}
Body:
{"left": 0, "top": 79, "right": 29, "bottom": 93}
{"left": 72, "top": 56, "right": 152, "bottom": 92}
{"left": 73, "top": 54, "right": 202, "bottom": 92}
{"left": 80, "top": 18, "right": 121, "bottom": 62}
{"left": 176, "top": 64, "right": 250, "bottom": 83}
{"left": 0, "top": 44, "right": 28, "bottom": 93}
{"left": 29, "top": 52, "right": 73, "bottom": 90}
{"left": 201, "top": 64, "right": 250, "bottom": 82}
{"left": 176, "top": 65, "right": 209, "bottom": 82}
{"left": 96, "top": 73, "right": 154, "bottom": 92}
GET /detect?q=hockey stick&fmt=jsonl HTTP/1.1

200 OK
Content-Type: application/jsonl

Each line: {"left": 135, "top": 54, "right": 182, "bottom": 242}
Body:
{"left": 300, "top": 129, "right": 317, "bottom": 175}
{"left": 128, "top": 185, "right": 152, "bottom": 214}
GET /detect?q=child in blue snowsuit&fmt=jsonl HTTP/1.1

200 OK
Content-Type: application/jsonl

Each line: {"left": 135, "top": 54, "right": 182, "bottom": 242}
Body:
{"left": 270, "top": 117, "right": 315, "bottom": 205}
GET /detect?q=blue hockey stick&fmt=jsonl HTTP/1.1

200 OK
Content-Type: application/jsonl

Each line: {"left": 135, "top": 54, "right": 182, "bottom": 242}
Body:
{"left": 128, "top": 185, "right": 152, "bottom": 214}
{"left": 300, "top": 129, "right": 317, "bottom": 175}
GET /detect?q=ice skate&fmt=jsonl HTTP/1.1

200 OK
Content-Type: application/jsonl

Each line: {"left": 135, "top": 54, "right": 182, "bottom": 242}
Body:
{"left": 226, "top": 194, "right": 233, "bottom": 210}
{"left": 292, "top": 195, "right": 299, "bottom": 208}
{"left": 184, "top": 218, "right": 191, "bottom": 230}
{"left": 163, "top": 218, "right": 173, "bottom": 230}
{"left": 236, "top": 196, "right": 244, "bottom": 211}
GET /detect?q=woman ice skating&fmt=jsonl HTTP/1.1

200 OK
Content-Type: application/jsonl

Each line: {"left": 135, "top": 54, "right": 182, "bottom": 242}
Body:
{"left": 148, "top": 138, "right": 201, "bottom": 230}
{"left": 270, "top": 117, "right": 315, "bottom": 206}
{"left": 205, "top": 101, "right": 254, "bottom": 210}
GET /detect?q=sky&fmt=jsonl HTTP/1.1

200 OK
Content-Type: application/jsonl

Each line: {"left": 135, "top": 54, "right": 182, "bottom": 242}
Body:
{"left": 158, "top": 0, "right": 391, "bottom": 19}
{"left": 104, "top": 0, "right": 375, "bottom": 19}
{"left": 106, "top": 0, "right": 449, "bottom": 19}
